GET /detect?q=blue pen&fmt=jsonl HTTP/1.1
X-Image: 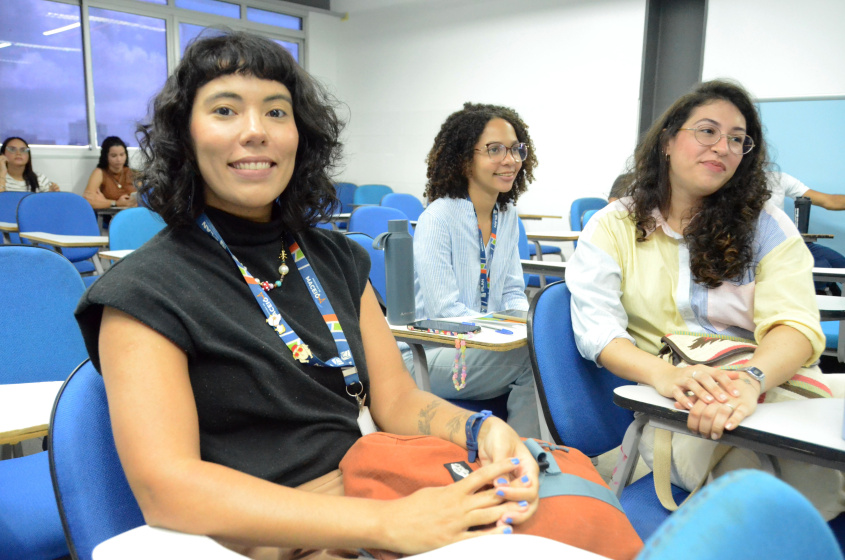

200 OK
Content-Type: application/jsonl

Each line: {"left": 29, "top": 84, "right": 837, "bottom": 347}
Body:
{"left": 462, "top": 321, "right": 513, "bottom": 335}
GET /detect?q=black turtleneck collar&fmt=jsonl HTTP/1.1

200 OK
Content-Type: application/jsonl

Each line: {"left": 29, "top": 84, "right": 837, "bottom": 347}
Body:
{"left": 202, "top": 204, "right": 285, "bottom": 247}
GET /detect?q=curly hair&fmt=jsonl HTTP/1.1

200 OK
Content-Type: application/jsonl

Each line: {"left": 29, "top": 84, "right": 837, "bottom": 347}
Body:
{"left": 96, "top": 136, "right": 129, "bottom": 170}
{"left": 1, "top": 137, "right": 39, "bottom": 192}
{"left": 137, "top": 31, "right": 343, "bottom": 230}
{"left": 628, "top": 79, "right": 770, "bottom": 288}
{"left": 424, "top": 102, "right": 537, "bottom": 209}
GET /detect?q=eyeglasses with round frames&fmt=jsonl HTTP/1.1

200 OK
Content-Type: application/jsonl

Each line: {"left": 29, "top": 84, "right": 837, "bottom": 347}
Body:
{"left": 475, "top": 142, "right": 528, "bottom": 163}
{"left": 4, "top": 146, "right": 31, "bottom": 155}
{"left": 679, "top": 126, "right": 754, "bottom": 155}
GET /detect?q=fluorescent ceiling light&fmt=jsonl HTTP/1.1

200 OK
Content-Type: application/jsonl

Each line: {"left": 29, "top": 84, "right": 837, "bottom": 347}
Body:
{"left": 0, "top": 42, "right": 11, "bottom": 49}
{"left": 43, "top": 22, "right": 80, "bottom": 36}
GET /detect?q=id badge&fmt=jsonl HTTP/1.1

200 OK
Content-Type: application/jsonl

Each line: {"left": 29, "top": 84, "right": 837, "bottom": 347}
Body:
{"left": 357, "top": 405, "right": 378, "bottom": 435}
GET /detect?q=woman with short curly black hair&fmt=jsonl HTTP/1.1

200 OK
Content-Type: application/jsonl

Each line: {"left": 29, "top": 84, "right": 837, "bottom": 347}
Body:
{"left": 408, "top": 102, "right": 541, "bottom": 439}
{"left": 567, "top": 80, "right": 845, "bottom": 519}
{"left": 75, "top": 33, "right": 541, "bottom": 556}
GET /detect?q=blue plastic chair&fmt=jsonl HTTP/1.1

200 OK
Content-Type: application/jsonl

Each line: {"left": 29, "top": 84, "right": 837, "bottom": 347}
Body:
{"left": 334, "top": 182, "right": 357, "bottom": 214}
{"left": 347, "top": 206, "right": 413, "bottom": 240}
{"left": 345, "top": 232, "right": 387, "bottom": 307}
{"left": 49, "top": 360, "right": 146, "bottom": 560}
{"left": 353, "top": 184, "right": 393, "bottom": 206}
{"left": 0, "top": 244, "right": 87, "bottom": 559}
{"left": 517, "top": 218, "right": 561, "bottom": 288}
{"left": 582, "top": 209, "right": 599, "bottom": 228}
{"left": 108, "top": 207, "right": 166, "bottom": 251}
{"left": 16, "top": 192, "right": 101, "bottom": 278}
{"left": 381, "top": 193, "right": 424, "bottom": 222}
{"left": 636, "top": 470, "right": 843, "bottom": 560}
{"left": 569, "top": 197, "right": 608, "bottom": 231}
{"left": 0, "top": 191, "right": 31, "bottom": 244}
{"left": 527, "top": 281, "right": 686, "bottom": 538}
{"left": 0, "top": 245, "right": 87, "bottom": 384}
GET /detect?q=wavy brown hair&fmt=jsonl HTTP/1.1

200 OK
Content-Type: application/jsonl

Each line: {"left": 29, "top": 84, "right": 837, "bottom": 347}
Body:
{"left": 628, "top": 80, "right": 770, "bottom": 288}
{"left": 424, "top": 102, "right": 537, "bottom": 210}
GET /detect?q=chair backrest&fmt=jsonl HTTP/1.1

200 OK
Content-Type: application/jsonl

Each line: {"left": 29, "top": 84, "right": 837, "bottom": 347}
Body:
{"left": 108, "top": 207, "right": 166, "bottom": 251}
{"left": 0, "top": 245, "right": 87, "bottom": 384}
{"left": 527, "top": 281, "right": 634, "bottom": 456}
{"left": 381, "top": 193, "right": 424, "bottom": 221}
{"left": 345, "top": 232, "right": 387, "bottom": 306}
{"left": 0, "top": 191, "right": 31, "bottom": 244}
{"left": 334, "top": 182, "right": 357, "bottom": 214}
{"left": 569, "top": 197, "right": 608, "bottom": 231}
{"left": 17, "top": 192, "right": 100, "bottom": 262}
{"left": 49, "top": 360, "right": 145, "bottom": 560}
{"left": 515, "top": 218, "right": 531, "bottom": 287}
{"left": 582, "top": 209, "right": 599, "bottom": 228}
{"left": 353, "top": 184, "right": 393, "bottom": 206}
{"left": 347, "top": 206, "right": 412, "bottom": 239}
{"left": 638, "top": 470, "right": 843, "bottom": 559}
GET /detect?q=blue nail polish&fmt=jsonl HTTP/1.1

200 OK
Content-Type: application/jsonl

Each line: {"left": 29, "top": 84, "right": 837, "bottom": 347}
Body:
{"left": 496, "top": 489, "right": 505, "bottom": 497}
{"left": 520, "top": 475, "right": 529, "bottom": 483}
{"left": 518, "top": 501, "right": 528, "bottom": 507}
{"left": 510, "top": 458, "right": 520, "bottom": 465}
{"left": 496, "top": 477, "right": 508, "bottom": 485}
{"left": 503, "top": 526, "right": 513, "bottom": 534}
{"left": 506, "top": 517, "right": 513, "bottom": 524}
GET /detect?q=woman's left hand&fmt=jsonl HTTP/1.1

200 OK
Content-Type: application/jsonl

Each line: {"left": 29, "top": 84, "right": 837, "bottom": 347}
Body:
{"left": 687, "top": 375, "right": 759, "bottom": 440}
{"left": 48, "top": 182, "right": 60, "bottom": 192}
{"left": 476, "top": 418, "right": 539, "bottom": 526}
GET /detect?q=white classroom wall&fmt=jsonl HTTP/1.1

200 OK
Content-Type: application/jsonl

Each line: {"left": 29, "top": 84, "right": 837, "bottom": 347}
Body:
{"left": 703, "top": 0, "right": 845, "bottom": 99}
{"left": 320, "top": 0, "right": 646, "bottom": 227}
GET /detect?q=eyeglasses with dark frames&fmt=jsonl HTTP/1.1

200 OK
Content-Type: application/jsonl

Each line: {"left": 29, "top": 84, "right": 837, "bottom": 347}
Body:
{"left": 679, "top": 126, "right": 755, "bottom": 155}
{"left": 475, "top": 142, "right": 528, "bottom": 163}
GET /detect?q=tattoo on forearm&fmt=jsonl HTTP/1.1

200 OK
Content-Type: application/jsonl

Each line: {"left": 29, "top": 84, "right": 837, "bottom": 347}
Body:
{"left": 445, "top": 414, "right": 469, "bottom": 444}
{"left": 741, "top": 379, "right": 752, "bottom": 386}
{"left": 417, "top": 401, "right": 442, "bottom": 435}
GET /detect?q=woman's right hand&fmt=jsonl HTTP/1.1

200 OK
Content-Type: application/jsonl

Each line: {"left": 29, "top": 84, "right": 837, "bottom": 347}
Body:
{"left": 116, "top": 194, "right": 136, "bottom": 207}
{"left": 379, "top": 457, "right": 524, "bottom": 555}
{"left": 653, "top": 364, "right": 740, "bottom": 411}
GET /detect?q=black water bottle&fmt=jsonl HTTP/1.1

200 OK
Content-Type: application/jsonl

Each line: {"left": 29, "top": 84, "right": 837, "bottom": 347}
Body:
{"left": 374, "top": 220, "right": 415, "bottom": 325}
{"left": 794, "top": 196, "right": 811, "bottom": 234}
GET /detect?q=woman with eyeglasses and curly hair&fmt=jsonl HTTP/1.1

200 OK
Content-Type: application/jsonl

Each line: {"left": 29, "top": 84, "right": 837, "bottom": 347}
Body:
{"left": 406, "top": 102, "right": 542, "bottom": 439}
{"left": 0, "top": 137, "right": 60, "bottom": 192}
{"left": 567, "top": 79, "right": 845, "bottom": 519}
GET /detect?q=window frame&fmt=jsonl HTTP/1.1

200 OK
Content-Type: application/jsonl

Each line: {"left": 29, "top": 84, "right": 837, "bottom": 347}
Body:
{"left": 27, "top": 0, "right": 308, "bottom": 148}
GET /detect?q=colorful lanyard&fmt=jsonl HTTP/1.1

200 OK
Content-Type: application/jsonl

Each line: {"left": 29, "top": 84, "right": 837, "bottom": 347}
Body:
{"left": 470, "top": 199, "right": 499, "bottom": 313}
{"left": 196, "top": 215, "right": 361, "bottom": 391}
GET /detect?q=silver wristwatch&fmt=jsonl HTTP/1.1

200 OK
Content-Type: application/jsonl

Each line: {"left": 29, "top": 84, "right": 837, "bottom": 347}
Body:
{"left": 740, "top": 366, "right": 765, "bottom": 392}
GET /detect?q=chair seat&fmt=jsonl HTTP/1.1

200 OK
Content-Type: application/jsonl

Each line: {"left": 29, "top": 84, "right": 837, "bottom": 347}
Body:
{"left": 618, "top": 473, "right": 689, "bottom": 540}
{"left": 527, "top": 244, "right": 562, "bottom": 256}
{"left": 0, "top": 451, "right": 69, "bottom": 560}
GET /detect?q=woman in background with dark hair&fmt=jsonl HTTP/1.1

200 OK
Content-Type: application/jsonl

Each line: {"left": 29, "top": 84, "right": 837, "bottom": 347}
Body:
{"left": 75, "top": 32, "right": 538, "bottom": 557}
{"left": 407, "top": 102, "right": 541, "bottom": 439}
{"left": 83, "top": 136, "right": 137, "bottom": 209}
{"left": 567, "top": 79, "right": 845, "bottom": 519}
{"left": 0, "top": 136, "right": 60, "bottom": 192}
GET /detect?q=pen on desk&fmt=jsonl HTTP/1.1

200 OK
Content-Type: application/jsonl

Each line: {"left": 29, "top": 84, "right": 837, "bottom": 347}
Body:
{"left": 462, "top": 321, "right": 513, "bottom": 335}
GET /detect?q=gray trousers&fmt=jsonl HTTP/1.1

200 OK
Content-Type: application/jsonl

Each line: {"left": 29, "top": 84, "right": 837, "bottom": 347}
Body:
{"left": 402, "top": 345, "right": 541, "bottom": 439}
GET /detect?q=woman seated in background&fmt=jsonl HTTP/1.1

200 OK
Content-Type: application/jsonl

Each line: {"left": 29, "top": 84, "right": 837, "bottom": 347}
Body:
{"left": 406, "top": 102, "right": 541, "bottom": 439}
{"left": 75, "top": 32, "right": 538, "bottom": 557}
{"left": 567, "top": 79, "right": 845, "bottom": 519}
{"left": 83, "top": 136, "right": 138, "bottom": 209}
{"left": 0, "top": 136, "right": 60, "bottom": 192}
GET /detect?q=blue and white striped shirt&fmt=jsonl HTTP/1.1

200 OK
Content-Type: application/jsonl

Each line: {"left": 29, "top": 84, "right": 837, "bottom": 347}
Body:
{"left": 413, "top": 197, "right": 528, "bottom": 319}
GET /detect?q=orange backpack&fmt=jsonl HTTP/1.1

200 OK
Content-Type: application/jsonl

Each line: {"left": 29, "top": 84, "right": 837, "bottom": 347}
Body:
{"left": 340, "top": 433, "right": 643, "bottom": 560}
